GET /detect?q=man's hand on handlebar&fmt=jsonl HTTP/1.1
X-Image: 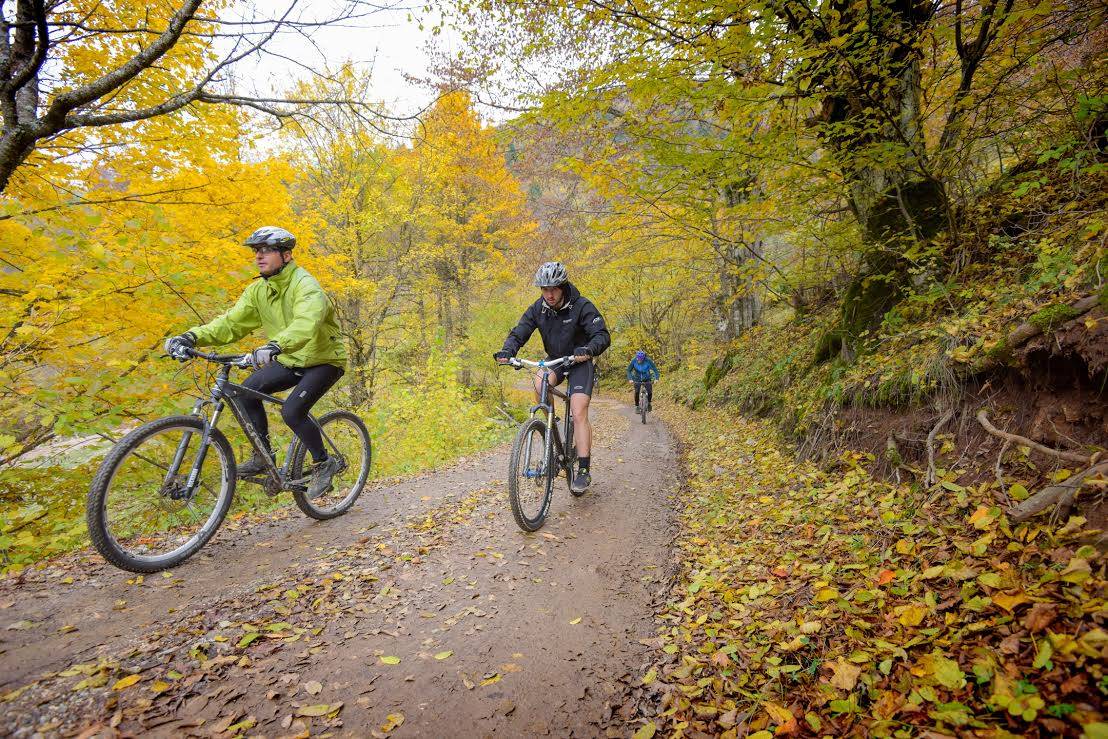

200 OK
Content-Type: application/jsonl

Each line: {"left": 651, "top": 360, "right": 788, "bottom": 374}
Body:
{"left": 163, "top": 332, "right": 196, "bottom": 361}
{"left": 493, "top": 350, "right": 512, "bottom": 365}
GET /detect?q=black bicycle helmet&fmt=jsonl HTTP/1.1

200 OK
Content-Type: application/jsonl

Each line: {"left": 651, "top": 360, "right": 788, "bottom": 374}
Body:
{"left": 533, "top": 261, "right": 568, "bottom": 287}
{"left": 245, "top": 226, "right": 296, "bottom": 251}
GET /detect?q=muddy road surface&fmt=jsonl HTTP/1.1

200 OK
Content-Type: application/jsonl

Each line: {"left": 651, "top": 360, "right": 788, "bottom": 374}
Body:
{"left": 0, "top": 397, "right": 677, "bottom": 737}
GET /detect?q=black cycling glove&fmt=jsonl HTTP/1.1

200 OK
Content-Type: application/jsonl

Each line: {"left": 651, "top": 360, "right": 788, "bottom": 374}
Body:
{"left": 164, "top": 332, "right": 196, "bottom": 361}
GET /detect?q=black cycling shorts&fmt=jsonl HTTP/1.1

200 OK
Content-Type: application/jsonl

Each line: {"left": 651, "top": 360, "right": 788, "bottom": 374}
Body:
{"left": 552, "top": 360, "right": 596, "bottom": 397}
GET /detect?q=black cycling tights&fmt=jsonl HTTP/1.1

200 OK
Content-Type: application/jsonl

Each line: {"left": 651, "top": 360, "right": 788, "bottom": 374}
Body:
{"left": 634, "top": 381, "right": 653, "bottom": 406}
{"left": 239, "top": 362, "right": 344, "bottom": 463}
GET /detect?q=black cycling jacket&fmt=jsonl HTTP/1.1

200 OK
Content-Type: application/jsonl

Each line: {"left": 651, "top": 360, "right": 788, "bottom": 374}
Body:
{"left": 501, "top": 283, "right": 611, "bottom": 360}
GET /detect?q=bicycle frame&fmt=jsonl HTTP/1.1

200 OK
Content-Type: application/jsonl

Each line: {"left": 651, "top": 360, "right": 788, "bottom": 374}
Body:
{"left": 166, "top": 351, "right": 333, "bottom": 496}
{"left": 509, "top": 356, "right": 576, "bottom": 480}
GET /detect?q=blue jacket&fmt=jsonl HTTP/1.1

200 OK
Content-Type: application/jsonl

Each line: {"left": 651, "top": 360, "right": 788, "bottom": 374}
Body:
{"left": 627, "top": 357, "right": 659, "bottom": 382}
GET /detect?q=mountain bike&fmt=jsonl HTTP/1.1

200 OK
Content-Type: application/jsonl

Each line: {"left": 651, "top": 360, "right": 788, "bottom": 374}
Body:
{"left": 633, "top": 381, "right": 650, "bottom": 424}
{"left": 86, "top": 348, "right": 371, "bottom": 573}
{"left": 499, "top": 356, "right": 583, "bottom": 531}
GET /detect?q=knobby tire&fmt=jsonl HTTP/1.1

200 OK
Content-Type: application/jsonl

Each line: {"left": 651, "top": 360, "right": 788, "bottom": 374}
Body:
{"left": 86, "top": 415, "right": 235, "bottom": 573}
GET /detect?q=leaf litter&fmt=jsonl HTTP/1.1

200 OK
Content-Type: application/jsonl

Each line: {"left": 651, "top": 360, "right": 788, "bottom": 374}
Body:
{"left": 635, "top": 406, "right": 1105, "bottom": 737}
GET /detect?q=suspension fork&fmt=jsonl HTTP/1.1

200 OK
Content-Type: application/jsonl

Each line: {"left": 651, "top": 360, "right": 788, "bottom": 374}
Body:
{"left": 162, "top": 399, "right": 207, "bottom": 486}
{"left": 562, "top": 401, "right": 574, "bottom": 471}
{"left": 522, "top": 369, "right": 554, "bottom": 474}
{"left": 183, "top": 401, "right": 224, "bottom": 496}
{"left": 181, "top": 366, "right": 233, "bottom": 496}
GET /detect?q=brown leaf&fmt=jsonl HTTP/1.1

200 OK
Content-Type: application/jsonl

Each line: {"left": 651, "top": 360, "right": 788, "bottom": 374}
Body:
{"left": 998, "top": 633, "right": 1022, "bottom": 655}
{"left": 709, "top": 650, "right": 732, "bottom": 668}
{"left": 827, "top": 658, "right": 862, "bottom": 691}
{"left": 1023, "top": 603, "right": 1057, "bottom": 633}
{"left": 210, "top": 712, "right": 240, "bottom": 734}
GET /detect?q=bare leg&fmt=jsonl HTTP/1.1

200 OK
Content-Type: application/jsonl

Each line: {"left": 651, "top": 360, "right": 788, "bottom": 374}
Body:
{"left": 570, "top": 393, "right": 591, "bottom": 458}
{"left": 532, "top": 370, "right": 558, "bottom": 401}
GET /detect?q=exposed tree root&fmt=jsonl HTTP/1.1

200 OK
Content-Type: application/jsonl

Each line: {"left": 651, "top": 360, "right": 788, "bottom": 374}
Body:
{"left": 925, "top": 408, "right": 954, "bottom": 487}
{"left": 1009, "top": 461, "right": 1108, "bottom": 523}
{"left": 976, "top": 409, "right": 1107, "bottom": 522}
{"left": 969, "top": 294, "right": 1101, "bottom": 375}
{"left": 976, "top": 409, "right": 1095, "bottom": 465}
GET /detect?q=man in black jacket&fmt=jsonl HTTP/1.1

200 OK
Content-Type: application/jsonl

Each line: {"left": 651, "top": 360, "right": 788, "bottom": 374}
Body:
{"left": 494, "top": 261, "right": 611, "bottom": 492}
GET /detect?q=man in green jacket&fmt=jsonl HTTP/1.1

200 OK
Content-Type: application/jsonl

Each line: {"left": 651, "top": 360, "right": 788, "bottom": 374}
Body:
{"left": 164, "top": 226, "right": 348, "bottom": 498}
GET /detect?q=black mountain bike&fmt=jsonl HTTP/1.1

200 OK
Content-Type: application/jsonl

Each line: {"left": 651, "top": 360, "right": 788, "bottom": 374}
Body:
{"left": 634, "top": 381, "right": 650, "bottom": 424}
{"left": 500, "top": 356, "right": 584, "bottom": 531}
{"left": 86, "top": 349, "right": 371, "bottom": 573}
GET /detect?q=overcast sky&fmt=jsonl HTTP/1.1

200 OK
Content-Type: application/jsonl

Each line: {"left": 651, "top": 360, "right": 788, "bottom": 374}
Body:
{"left": 230, "top": 0, "right": 459, "bottom": 121}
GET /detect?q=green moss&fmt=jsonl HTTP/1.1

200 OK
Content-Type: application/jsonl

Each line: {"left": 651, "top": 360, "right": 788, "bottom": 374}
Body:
{"left": 814, "top": 327, "right": 845, "bottom": 363}
{"left": 1029, "top": 302, "right": 1081, "bottom": 333}
{"left": 703, "top": 352, "right": 735, "bottom": 391}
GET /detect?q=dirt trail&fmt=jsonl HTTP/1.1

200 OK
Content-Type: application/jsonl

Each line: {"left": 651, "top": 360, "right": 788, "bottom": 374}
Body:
{"left": 0, "top": 396, "right": 677, "bottom": 737}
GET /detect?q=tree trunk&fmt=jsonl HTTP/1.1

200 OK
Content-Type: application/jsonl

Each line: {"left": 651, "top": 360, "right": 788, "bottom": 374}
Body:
{"left": 713, "top": 238, "right": 763, "bottom": 342}
{"left": 801, "top": 3, "right": 949, "bottom": 359}
{"left": 457, "top": 250, "right": 472, "bottom": 386}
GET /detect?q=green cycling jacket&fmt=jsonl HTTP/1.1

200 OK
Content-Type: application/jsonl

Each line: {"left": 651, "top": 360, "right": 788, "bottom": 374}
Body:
{"left": 188, "top": 263, "right": 347, "bottom": 369}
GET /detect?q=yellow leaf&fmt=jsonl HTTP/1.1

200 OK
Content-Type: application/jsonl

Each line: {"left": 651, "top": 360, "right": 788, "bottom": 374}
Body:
{"left": 296, "top": 703, "right": 342, "bottom": 717}
{"left": 815, "top": 587, "right": 838, "bottom": 602}
{"left": 632, "top": 723, "right": 657, "bottom": 739}
{"left": 150, "top": 680, "right": 171, "bottom": 693}
{"left": 897, "top": 604, "right": 928, "bottom": 626}
{"left": 993, "top": 592, "right": 1030, "bottom": 612}
{"left": 828, "top": 658, "right": 862, "bottom": 690}
{"left": 381, "top": 712, "right": 405, "bottom": 732}
{"left": 434, "top": 651, "right": 453, "bottom": 660}
{"left": 112, "top": 674, "right": 142, "bottom": 690}
{"left": 642, "top": 668, "right": 657, "bottom": 685}
{"left": 380, "top": 655, "right": 401, "bottom": 665}
{"left": 569, "top": 617, "right": 582, "bottom": 625}
{"left": 762, "top": 701, "right": 793, "bottom": 724}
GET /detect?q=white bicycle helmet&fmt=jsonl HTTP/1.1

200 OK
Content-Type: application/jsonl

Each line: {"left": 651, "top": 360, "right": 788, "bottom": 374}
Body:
{"left": 533, "top": 261, "right": 568, "bottom": 287}
{"left": 245, "top": 226, "right": 296, "bottom": 251}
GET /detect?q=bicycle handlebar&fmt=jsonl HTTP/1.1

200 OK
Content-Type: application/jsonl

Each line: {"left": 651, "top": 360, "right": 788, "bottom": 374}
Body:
{"left": 170, "top": 347, "right": 253, "bottom": 367}
{"left": 503, "top": 355, "right": 576, "bottom": 370}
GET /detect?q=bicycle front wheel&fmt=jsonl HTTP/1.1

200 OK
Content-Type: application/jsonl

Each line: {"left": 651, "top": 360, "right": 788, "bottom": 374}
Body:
{"left": 290, "top": 410, "right": 372, "bottom": 520}
{"left": 508, "top": 418, "right": 554, "bottom": 531}
{"left": 86, "top": 416, "right": 235, "bottom": 573}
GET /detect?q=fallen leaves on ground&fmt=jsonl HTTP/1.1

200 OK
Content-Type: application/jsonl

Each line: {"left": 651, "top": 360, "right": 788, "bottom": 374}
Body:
{"left": 642, "top": 406, "right": 1105, "bottom": 737}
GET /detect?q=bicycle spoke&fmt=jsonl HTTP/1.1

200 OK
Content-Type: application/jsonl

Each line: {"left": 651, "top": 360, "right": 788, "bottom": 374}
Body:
{"left": 98, "top": 423, "right": 231, "bottom": 566}
{"left": 295, "top": 412, "right": 371, "bottom": 517}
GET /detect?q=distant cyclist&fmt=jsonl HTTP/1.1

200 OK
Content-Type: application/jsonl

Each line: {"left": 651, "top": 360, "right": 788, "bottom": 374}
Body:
{"left": 627, "top": 350, "right": 659, "bottom": 411}
{"left": 494, "top": 261, "right": 611, "bottom": 492}
{"left": 163, "top": 226, "right": 347, "bottom": 498}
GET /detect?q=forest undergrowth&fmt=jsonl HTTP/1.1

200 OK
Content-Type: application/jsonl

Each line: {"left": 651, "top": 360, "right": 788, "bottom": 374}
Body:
{"left": 635, "top": 406, "right": 1105, "bottom": 738}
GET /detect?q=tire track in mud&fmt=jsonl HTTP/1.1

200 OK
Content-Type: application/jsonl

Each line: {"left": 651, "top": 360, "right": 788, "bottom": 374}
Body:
{"left": 0, "top": 397, "right": 677, "bottom": 737}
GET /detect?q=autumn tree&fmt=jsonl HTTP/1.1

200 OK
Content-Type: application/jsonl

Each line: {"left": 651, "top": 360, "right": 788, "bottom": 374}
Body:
{"left": 408, "top": 90, "right": 534, "bottom": 359}
{"left": 448, "top": 0, "right": 1105, "bottom": 357}
{"left": 0, "top": 0, "right": 396, "bottom": 195}
{"left": 0, "top": 110, "right": 300, "bottom": 463}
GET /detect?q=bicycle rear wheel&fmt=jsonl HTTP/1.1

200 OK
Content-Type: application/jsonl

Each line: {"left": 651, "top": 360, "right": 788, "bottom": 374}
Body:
{"left": 508, "top": 418, "right": 554, "bottom": 530}
{"left": 290, "top": 410, "right": 372, "bottom": 520}
{"left": 86, "top": 416, "right": 235, "bottom": 573}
